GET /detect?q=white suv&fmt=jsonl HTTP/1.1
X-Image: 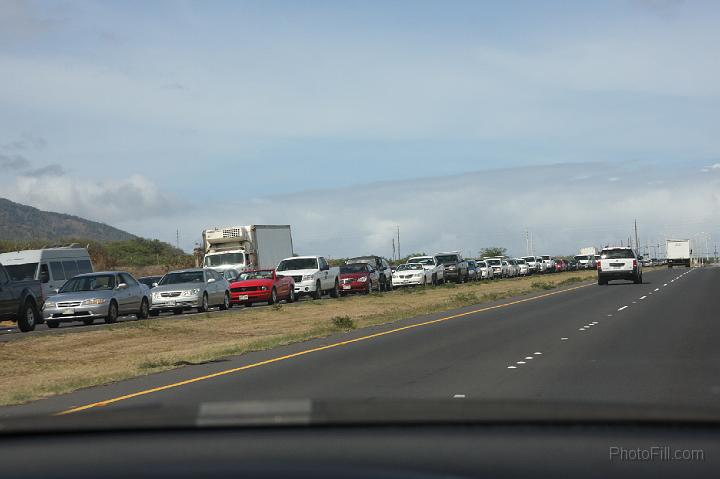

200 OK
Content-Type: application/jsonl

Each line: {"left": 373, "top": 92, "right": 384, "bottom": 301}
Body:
{"left": 597, "top": 247, "right": 643, "bottom": 285}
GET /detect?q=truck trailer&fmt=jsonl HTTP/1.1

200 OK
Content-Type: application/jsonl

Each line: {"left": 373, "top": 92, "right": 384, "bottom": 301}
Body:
{"left": 202, "top": 225, "right": 294, "bottom": 273}
{"left": 666, "top": 239, "right": 691, "bottom": 268}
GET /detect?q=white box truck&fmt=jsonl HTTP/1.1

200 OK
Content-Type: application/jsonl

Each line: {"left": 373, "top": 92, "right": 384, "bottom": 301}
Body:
{"left": 579, "top": 246, "right": 598, "bottom": 256}
{"left": 666, "top": 239, "right": 691, "bottom": 268}
{"left": 202, "top": 225, "right": 293, "bottom": 273}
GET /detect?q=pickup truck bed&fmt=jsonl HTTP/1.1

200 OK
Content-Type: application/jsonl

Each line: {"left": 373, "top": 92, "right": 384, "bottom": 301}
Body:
{"left": 0, "top": 263, "right": 44, "bottom": 331}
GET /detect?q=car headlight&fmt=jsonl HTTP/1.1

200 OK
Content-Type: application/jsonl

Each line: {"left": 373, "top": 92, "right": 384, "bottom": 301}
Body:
{"left": 152, "top": 292, "right": 161, "bottom": 299}
{"left": 259, "top": 286, "right": 268, "bottom": 290}
{"left": 357, "top": 276, "right": 367, "bottom": 282}
{"left": 43, "top": 302, "right": 55, "bottom": 309}
{"left": 302, "top": 275, "right": 314, "bottom": 281}
{"left": 414, "top": 273, "right": 423, "bottom": 277}
{"left": 81, "top": 298, "right": 107, "bottom": 305}
{"left": 182, "top": 289, "right": 200, "bottom": 297}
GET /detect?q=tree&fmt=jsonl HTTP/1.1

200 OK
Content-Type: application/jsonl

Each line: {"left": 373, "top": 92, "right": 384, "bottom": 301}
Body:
{"left": 480, "top": 247, "right": 507, "bottom": 258}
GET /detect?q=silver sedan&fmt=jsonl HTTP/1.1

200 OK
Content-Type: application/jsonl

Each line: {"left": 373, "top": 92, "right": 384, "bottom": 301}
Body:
{"left": 150, "top": 268, "right": 230, "bottom": 316}
{"left": 42, "top": 271, "right": 150, "bottom": 327}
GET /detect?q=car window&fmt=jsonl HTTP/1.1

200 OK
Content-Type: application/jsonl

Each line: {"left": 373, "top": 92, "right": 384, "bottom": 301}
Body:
{"left": 601, "top": 249, "right": 635, "bottom": 259}
{"left": 0, "top": 267, "right": 8, "bottom": 284}
{"left": 50, "top": 261, "right": 65, "bottom": 281}
{"left": 77, "top": 260, "right": 93, "bottom": 274}
{"left": 62, "top": 261, "right": 79, "bottom": 279}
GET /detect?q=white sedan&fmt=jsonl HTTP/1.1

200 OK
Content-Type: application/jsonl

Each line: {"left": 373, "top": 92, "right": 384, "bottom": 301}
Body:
{"left": 392, "top": 263, "right": 432, "bottom": 287}
{"left": 476, "top": 260, "right": 495, "bottom": 280}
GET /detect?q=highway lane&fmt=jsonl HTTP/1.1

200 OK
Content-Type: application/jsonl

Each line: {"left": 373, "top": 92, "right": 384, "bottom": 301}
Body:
{"left": 2, "top": 266, "right": 714, "bottom": 417}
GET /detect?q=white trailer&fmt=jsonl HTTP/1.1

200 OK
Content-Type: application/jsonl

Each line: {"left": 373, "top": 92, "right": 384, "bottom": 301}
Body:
{"left": 579, "top": 246, "right": 598, "bottom": 256}
{"left": 202, "top": 225, "right": 293, "bottom": 273}
{"left": 666, "top": 239, "right": 691, "bottom": 268}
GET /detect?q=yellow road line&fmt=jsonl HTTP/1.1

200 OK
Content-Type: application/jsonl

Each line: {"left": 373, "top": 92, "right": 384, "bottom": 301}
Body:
{"left": 57, "top": 282, "right": 592, "bottom": 415}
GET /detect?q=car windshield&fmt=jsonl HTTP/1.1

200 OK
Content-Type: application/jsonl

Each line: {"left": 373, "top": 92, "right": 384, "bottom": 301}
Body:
{"left": 601, "top": 249, "right": 635, "bottom": 259}
{"left": 204, "top": 253, "right": 244, "bottom": 267}
{"left": 60, "top": 275, "right": 115, "bottom": 293}
{"left": 237, "top": 271, "right": 274, "bottom": 280}
{"left": 340, "top": 264, "right": 367, "bottom": 273}
{"left": 435, "top": 255, "right": 459, "bottom": 264}
{"left": 397, "top": 264, "right": 422, "bottom": 271}
{"left": 3, "top": 263, "right": 38, "bottom": 281}
{"left": 159, "top": 271, "right": 204, "bottom": 285}
{"left": 409, "top": 257, "right": 434, "bottom": 265}
{"left": 277, "top": 258, "right": 319, "bottom": 271}
{"left": 5, "top": 0, "right": 720, "bottom": 448}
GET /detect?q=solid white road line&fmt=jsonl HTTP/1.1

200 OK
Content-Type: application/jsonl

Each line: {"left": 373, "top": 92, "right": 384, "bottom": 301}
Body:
{"left": 640, "top": 296, "right": 647, "bottom": 300}
{"left": 618, "top": 306, "right": 628, "bottom": 311}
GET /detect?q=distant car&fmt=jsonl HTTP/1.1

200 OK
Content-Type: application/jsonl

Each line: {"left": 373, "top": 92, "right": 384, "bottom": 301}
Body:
{"left": 504, "top": 259, "right": 519, "bottom": 277}
{"left": 435, "top": 252, "right": 469, "bottom": 283}
{"left": 521, "top": 256, "right": 541, "bottom": 274}
{"left": 138, "top": 275, "right": 163, "bottom": 288}
{"left": 346, "top": 256, "right": 394, "bottom": 291}
{"left": 229, "top": 269, "right": 295, "bottom": 306}
{"left": 485, "top": 257, "right": 504, "bottom": 277}
{"left": 540, "top": 255, "right": 556, "bottom": 273}
{"left": 476, "top": 260, "right": 494, "bottom": 280}
{"left": 150, "top": 268, "right": 230, "bottom": 315}
{"left": 339, "top": 263, "right": 380, "bottom": 295}
{"left": 42, "top": 271, "right": 150, "bottom": 327}
{"left": 597, "top": 247, "right": 643, "bottom": 285}
{"left": 554, "top": 259, "right": 566, "bottom": 272}
{"left": 514, "top": 258, "right": 530, "bottom": 276}
{"left": 567, "top": 259, "right": 579, "bottom": 271}
{"left": 407, "top": 256, "right": 445, "bottom": 285}
{"left": 466, "top": 260, "right": 479, "bottom": 281}
{"left": 392, "top": 263, "right": 432, "bottom": 287}
{"left": 573, "top": 255, "right": 595, "bottom": 270}
{"left": 222, "top": 269, "right": 241, "bottom": 281}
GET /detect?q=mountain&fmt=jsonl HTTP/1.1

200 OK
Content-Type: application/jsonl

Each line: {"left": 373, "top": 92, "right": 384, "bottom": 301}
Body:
{"left": 0, "top": 197, "right": 136, "bottom": 242}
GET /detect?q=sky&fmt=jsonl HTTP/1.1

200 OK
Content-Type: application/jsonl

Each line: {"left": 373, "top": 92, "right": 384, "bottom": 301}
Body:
{"left": 1, "top": 0, "right": 720, "bottom": 258}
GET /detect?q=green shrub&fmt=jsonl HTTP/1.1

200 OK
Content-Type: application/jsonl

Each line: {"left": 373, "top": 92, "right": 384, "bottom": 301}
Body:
{"left": 331, "top": 315, "right": 356, "bottom": 330}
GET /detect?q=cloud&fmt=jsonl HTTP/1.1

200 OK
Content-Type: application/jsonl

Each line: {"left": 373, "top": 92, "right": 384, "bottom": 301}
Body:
{"left": 3, "top": 174, "right": 184, "bottom": 224}
{"left": 0, "top": 153, "right": 30, "bottom": 170}
{"left": 118, "top": 162, "right": 720, "bottom": 257}
{"left": 24, "top": 163, "right": 65, "bottom": 177}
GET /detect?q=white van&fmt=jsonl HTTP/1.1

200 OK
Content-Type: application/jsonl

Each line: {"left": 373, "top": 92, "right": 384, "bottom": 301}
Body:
{"left": 0, "top": 246, "right": 94, "bottom": 298}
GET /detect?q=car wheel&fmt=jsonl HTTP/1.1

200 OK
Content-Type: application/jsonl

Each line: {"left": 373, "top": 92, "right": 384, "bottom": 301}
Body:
{"left": 83, "top": 318, "right": 95, "bottom": 326}
{"left": 287, "top": 288, "right": 295, "bottom": 303}
{"left": 246, "top": 302, "right": 253, "bottom": 307}
{"left": 268, "top": 288, "right": 277, "bottom": 305}
{"left": 18, "top": 300, "right": 38, "bottom": 332}
{"left": 46, "top": 320, "right": 60, "bottom": 328}
{"left": 329, "top": 279, "right": 340, "bottom": 298}
{"left": 432, "top": 274, "right": 437, "bottom": 286}
{"left": 634, "top": 273, "right": 642, "bottom": 284}
{"left": 104, "top": 301, "right": 118, "bottom": 324}
{"left": 198, "top": 293, "right": 209, "bottom": 312}
{"left": 149, "top": 310, "right": 160, "bottom": 317}
{"left": 173, "top": 308, "right": 184, "bottom": 315}
{"left": 365, "top": 280, "right": 372, "bottom": 295}
{"left": 312, "top": 281, "right": 322, "bottom": 300}
{"left": 423, "top": 276, "right": 427, "bottom": 287}
{"left": 220, "top": 292, "right": 230, "bottom": 310}
{"left": 138, "top": 298, "right": 149, "bottom": 319}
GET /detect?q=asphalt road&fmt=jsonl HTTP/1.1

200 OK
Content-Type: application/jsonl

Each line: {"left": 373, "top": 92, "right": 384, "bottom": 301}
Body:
{"left": 3, "top": 266, "right": 718, "bottom": 417}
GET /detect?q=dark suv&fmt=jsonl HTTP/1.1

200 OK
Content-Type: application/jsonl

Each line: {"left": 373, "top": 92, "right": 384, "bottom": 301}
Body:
{"left": 434, "top": 252, "right": 469, "bottom": 283}
{"left": 346, "top": 256, "right": 394, "bottom": 291}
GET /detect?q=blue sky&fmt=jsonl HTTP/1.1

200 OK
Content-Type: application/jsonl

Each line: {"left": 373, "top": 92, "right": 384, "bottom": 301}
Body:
{"left": 1, "top": 1, "right": 720, "bottom": 256}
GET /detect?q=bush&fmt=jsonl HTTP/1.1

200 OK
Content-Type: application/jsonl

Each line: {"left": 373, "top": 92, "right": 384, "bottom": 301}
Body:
{"left": 451, "top": 292, "right": 479, "bottom": 304}
{"left": 531, "top": 281, "right": 555, "bottom": 290}
{"left": 559, "top": 276, "right": 584, "bottom": 286}
{"left": 331, "top": 315, "right": 356, "bottom": 330}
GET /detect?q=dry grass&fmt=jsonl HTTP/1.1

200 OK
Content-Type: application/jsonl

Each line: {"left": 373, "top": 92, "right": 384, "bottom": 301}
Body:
{"left": 0, "top": 270, "right": 598, "bottom": 406}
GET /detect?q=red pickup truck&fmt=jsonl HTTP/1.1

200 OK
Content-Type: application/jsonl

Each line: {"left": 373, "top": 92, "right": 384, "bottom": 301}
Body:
{"left": 0, "top": 262, "right": 44, "bottom": 332}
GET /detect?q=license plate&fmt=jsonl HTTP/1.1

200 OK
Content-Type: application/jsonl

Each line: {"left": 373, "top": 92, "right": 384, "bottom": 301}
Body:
{"left": 610, "top": 263, "right": 623, "bottom": 267}
{"left": 239, "top": 295, "right": 249, "bottom": 300}
{"left": 62, "top": 308, "right": 75, "bottom": 315}
{"left": 166, "top": 301, "right": 176, "bottom": 306}
{"left": 343, "top": 285, "right": 351, "bottom": 290}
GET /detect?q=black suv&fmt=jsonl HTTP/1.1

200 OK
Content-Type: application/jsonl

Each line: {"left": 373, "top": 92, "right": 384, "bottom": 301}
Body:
{"left": 434, "top": 252, "right": 470, "bottom": 283}
{"left": 347, "top": 256, "right": 394, "bottom": 291}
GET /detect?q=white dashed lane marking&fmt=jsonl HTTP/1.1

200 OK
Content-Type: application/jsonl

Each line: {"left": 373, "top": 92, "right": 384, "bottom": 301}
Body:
{"left": 618, "top": 306, "right": 628, "bottom": 311}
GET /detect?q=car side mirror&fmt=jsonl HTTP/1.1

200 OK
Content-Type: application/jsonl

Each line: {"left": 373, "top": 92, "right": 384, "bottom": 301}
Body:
{"left": 638, "top": 255, "right": 643, "bottom": 260}
{"left": 152, "top": 282, "right": 158, "bottom": 288}
{"left": 53, "top": 288, "right": 60, "bottom": 294}
{"left": 207, "top": 278, "right": 216, "bottom": 283}
{"left": 117, "top": 283, "right": 128, "bottom": 290}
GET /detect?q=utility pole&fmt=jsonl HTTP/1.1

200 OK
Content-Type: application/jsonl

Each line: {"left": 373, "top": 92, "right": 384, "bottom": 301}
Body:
{"left": 530, "top": 231, "right": 534, "bottom": 256}
{"left": 397, "top": 226, "right": 401, "bottom": 262}
{"left": 634, "top": 219, "right": 639, "bottom": 255}
{"left": 176, "top": 229, "right": 180, "bottom": 250}
{"left": 392, "top": 238, "right": 396, "bottom": 261}
{"left": 525, "top": 229, "right": 530, "bottom": 256}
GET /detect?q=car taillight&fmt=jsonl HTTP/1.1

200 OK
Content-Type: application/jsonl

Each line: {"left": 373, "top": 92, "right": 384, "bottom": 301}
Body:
{"left": 597, "top": 260, "right": 601, "bottom": 270}
{"left": 633, "top": 259, "right": 637, "bottom": 268}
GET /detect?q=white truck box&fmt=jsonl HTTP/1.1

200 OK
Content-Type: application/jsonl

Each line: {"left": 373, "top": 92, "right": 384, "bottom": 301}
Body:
{"left": 203, "top": 225, "right": 293, "bottom": 272}
{"left": 666, "top": 239, "right": 691, "bottom": 268}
